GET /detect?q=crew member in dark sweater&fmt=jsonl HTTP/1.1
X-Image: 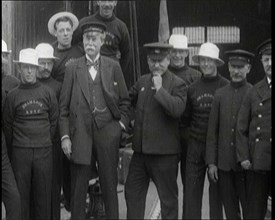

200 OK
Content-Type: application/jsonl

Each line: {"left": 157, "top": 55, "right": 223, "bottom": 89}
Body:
{"left": 206, "top": 50, "right": 254, "bottom": 219}
{"left": 48, "top": 11, "right": 83, "bottom": 83}
{"left": 73, "top": 0, "right": 132, "bottom": 88}
{"left": 48, "top": 11, "right": 83, "bottom": 212}
{"left": 3, "top": 48, "right": 58, "bottom": 220}
{"left": 36, "top": 43, "right": 62, "bottom": 220}
{"left": 183, "top": 42, "right": 229, "bottom": 219}
{"left": 2, "top": 39, "right": 20, "bottom": 96}
{"left": 168, "top": 34, "right": 201, "bottom": 219}
{"left": 2, "top": 40, "right": 21, "bottom": 220}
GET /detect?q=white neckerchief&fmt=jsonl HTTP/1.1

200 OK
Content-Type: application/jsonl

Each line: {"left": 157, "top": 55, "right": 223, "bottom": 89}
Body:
{"left": 86, "top": 54, "right": 100, "bottom": 80}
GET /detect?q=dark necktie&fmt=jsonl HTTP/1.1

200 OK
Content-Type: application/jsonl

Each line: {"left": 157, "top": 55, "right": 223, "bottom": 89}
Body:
{"left": 86, "top": 59, "right": 99, "bottom": 72}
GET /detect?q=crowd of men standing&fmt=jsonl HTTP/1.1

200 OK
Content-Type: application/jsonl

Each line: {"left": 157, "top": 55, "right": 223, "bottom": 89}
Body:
{"left": 1, "top": 1, "right": 271, "bottom": 220}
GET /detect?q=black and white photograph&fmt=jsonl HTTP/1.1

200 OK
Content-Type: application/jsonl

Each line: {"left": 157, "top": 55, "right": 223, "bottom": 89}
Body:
{"left": 2, "top": 0, "right": 271, "bottom": 219}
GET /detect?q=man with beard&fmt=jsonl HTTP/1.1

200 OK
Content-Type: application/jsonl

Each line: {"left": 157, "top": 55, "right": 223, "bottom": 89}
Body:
{"left": 35, "top": 43, "right": 62, "bottom": 220}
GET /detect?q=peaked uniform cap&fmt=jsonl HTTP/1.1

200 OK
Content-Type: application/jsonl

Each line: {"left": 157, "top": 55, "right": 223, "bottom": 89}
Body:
{"left": 80, "top": 19, "right": 106, "bottom": 34}
{"left": 35, "top": 43, "right": 59, "bottom": 60}
{"left": 169, "top": 34, "right": 189, "bottom": 50}
{"left": 144, "top": 42, "right": 173, "bottom": 59}
{"left": 13, "top": 48, "right": 41, "bottom": 67}
{"left": 2, "top": 39, "right": 11, "bottom": 53}
{"left": 257, "top": 38, "right": 271, "bottom": 55}
{"left": 48, "top": 11, "right": 79, "bottom": 36}
{"left": 192, "top": 42, "right": 224, "bottom": 66}
{"left": 225, "top": 49, "right": 255, "bottom": 65}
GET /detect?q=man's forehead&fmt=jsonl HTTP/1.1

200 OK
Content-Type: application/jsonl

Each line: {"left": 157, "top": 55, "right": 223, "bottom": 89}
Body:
{"left": 55, "top": 20, "right": 72, "bottom": 28}
{"left": 84, "top": 31, "right": 102, "bottom": 37}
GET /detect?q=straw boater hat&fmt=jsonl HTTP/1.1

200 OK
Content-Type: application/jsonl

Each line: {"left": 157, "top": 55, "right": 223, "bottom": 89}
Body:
{"left": 2, "top": 39, "right": 11, "bottom": 54}
{"left": 192, "top": 42, "right": 224, "bottom": 66}
{"left": 35, "top": 43, "right": 59, "bottom": 60}
{"left": 169, "top": 34, "right": 189, "bottom": 50}
{"left": 13, "top": 48, "right": 41, "bottom": 67}
{"left": 48, "top": 11, "right": 79, "bottom": 36}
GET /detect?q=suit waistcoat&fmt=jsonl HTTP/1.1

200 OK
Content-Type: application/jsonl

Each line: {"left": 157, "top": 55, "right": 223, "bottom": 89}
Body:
{"left": 88, "top": 70, "right": 113, "bottom": 128}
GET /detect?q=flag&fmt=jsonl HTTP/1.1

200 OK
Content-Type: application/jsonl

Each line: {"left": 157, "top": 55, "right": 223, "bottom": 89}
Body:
{"left": 158, "top": 0, "right": 170, "bottom": 43}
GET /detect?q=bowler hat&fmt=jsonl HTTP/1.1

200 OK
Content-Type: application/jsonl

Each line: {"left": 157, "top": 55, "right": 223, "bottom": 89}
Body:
{"left": 80, "top": 19, "right": 106, "bottom": 34}
{"left": 192, "top": 42, "right": 224, "bottom": 66}
{"left": 169, "top": 34, "right": 189, "bottom": 50}
{"left": 35, "top": 43, "right": 59, "bottom": 60}
{"left": 13, "top": 48, "right": 41, "bottom": 67}
{"left": 48, "top": 11, "right": 79, "bottom": 36}
{"left": 144, "top": 42, "right": 173, "bottom": 60}
{"left": 2, "top": 39, "right": 11, "bottom": 53}
{"left": 225, "top": 49, "right": 254, "bottom": 65}
{"left": 257, "top": 38, "right": 271, "bottom": 55}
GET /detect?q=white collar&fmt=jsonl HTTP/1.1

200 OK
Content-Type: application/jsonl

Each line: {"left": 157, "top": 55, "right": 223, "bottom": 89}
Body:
{"left": 267, "top": 76, "right": 271, "bottom": 85}
{"left": 86, "top": 53, "right": 100, "bottom": 63}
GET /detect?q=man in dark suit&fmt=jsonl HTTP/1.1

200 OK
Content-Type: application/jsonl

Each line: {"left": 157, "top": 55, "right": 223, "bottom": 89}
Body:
{"left": 206, "top": 50, "right": 254, "bottom": 219}
{"left": 125, "top": 42, "right": 187, "bottom": 219}
{"left": 59, "top": 19, "right": 130, "bottom": 220}
{"left": 236, "top": 39, "right": 271, "bottom": 219}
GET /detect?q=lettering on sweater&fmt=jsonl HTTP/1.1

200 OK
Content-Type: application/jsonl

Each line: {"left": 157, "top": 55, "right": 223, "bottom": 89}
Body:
{"left": 196, "top": 93, "right": 214, "bottom": 108}
{"left": 22, "top": 100, "right": 43, "bottom": 115}
{"left": 104, "top": 31, "right": 116, "bottom": 46}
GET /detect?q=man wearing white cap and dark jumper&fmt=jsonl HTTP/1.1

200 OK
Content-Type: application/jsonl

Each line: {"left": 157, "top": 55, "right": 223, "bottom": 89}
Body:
{"left": 168, "top": 34, "right": 201, "bottom": 218}
{"left": 48, "top": 11, "right": 83, "bottom": 83}
{"left": 35, "top": 43, "right": 62, "bottom": 220}
{"left": 2, "top": 39, "right": 20, "bottom": 95}
{"left": 3, "top": 48, "right": 58, "bottom": 220}
{"left": 183, "top": 42, "right": 229, "bottom": 219}
{"left": 2, "top": 39, "right": 21, "bottom": 220}
{"left": 48, "top": 11, "right": 83, "bottom": 213}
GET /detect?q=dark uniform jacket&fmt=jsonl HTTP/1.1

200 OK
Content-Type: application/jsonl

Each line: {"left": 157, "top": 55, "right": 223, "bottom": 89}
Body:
{"left": 129, "top": 70, "right": 187, "bottom": 154}
{"left": 236, "top": 77, "right": 271, "bottom": 171}
{"left": 206, "top": 80, "right": 252, "bottom": 171}
{"left": 59, "top": 55, "right": 130, "bottom": 165}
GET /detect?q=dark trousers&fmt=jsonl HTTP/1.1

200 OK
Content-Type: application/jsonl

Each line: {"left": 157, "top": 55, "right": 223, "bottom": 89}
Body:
{"left": 125, "top": 152, "right": 180, "bottom": 219}
{"left": 184, "top": 137, "right": 223, "bottom": 219}
{"left": 2, "top": 149, "right": 21, "bottom": 220}
{"left": 218, "top": 170, "right": 248, "bottom": 219}
{"left": 245, "top": 170, "right": 271, "bottom": 219}
{"left": 70, "top": 120, "right": 121, "bottom": 220}
{"left": 51, "top": 139, "right": 62, "bottom": 220}
{"left": 11, "top": 147, "right": 52, "bottom": 220}
{"left": 62, "top": 152, "right": 71, "bottom": 212}
{"left": 179, "top": 128, "right": 188, "bottom": 219}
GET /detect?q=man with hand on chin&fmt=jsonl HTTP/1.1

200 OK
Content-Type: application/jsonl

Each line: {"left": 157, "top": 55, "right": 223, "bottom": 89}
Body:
{"left": 125, "top": 42, "right": 187, "bottom": 219}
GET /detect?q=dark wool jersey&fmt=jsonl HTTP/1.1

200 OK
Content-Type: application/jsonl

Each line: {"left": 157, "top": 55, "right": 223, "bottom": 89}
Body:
{"left": 75, "top": 11, "right": 131, "bottom": 75}
{"left": 3, "top": 82, "right": 58, "bottom": 148}
{"left": 2, "top": 74, "right": 20, "bottom": 95}
{"left": 184, "top": 74, "right": 229, "bottom": 143}
{"left": 38, "top": 76, "right": 62, "bottom": 100}
{"left": 52, "top": 43, "right": 84, "bottom": 82}
{"left": 168, "top": 65, "right": 202, "bottom": 86}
